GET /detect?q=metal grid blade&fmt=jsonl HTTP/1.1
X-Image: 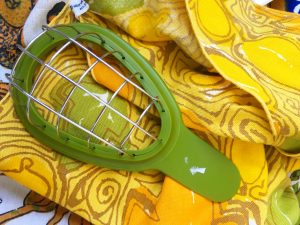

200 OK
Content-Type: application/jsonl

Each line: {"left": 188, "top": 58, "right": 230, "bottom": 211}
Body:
{"left": 9, "top": 26, "right": 160, "bottom": 154}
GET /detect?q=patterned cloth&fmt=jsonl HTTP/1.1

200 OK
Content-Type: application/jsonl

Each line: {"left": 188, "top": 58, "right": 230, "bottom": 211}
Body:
{"left": 0, "top": 83, "right": 8, "bottom": 101}
{"left": 0, "top": 172, "right": 92, "bottom": 225}
{"left": 1, "top": 0, "right": 300, "bottom": 225}
{"left": 0, "top": 0, "right": 35, "bottom": 69}
{"left": 0, "top": 1, "right": 90, "bottom": 224}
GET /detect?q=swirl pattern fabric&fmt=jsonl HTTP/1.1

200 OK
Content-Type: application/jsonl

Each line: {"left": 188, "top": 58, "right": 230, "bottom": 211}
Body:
{"left": 0, "top": 0, "right": 300, "bottom": 225}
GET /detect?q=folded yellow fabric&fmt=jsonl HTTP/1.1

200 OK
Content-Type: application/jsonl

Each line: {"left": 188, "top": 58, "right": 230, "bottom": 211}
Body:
{"left": 90, "top": 0, "right": 300, "bottom": 153}
{"left": 0, "top": 0, "right": 300, "bottom": 225}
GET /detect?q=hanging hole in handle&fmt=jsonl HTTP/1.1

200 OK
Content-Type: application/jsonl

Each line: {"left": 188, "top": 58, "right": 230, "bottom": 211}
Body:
{"left": 41, "top": 27, "right": 55, "bottom": 40}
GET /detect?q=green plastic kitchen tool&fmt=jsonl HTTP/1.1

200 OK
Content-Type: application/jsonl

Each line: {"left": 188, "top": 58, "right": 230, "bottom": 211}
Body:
{"left": 7, "top": 23, "right": 240, "bottom": 202}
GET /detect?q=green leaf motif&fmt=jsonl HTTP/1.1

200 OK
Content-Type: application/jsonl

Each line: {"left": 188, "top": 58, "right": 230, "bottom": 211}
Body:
{"left": 89, "top": 0, "right": 144, "bottom": 16}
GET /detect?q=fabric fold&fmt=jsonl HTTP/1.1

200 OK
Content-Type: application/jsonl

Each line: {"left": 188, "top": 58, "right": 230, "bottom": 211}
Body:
{"left": 0, "top": 0, "right": 300, "bottom": 224}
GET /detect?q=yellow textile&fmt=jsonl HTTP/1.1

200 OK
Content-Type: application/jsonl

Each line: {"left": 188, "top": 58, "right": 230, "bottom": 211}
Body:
{"left": 0, "top": 0, "right": 300, "bottom": 225}
{"left": 90, "top": 0, "right": 300, "bottom": 152}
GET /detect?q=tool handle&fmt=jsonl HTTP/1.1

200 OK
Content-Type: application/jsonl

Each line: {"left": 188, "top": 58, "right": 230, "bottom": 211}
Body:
{"left": 155, "top": 126, "right": 240, "bottom": 202}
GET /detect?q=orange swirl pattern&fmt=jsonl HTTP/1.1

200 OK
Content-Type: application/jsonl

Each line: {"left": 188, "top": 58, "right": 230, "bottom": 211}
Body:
{"left": 0, "top": 0, "right": 37, "bottom": 68}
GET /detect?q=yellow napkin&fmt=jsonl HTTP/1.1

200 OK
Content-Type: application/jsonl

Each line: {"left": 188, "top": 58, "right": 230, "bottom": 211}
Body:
{"left": 1, "top": 0, "right": 300, "bottom": 224}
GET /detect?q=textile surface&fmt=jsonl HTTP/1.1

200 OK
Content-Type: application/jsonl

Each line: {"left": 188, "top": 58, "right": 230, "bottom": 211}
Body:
{"left": 0, "top": 0, "right": 300, "bottom": 224}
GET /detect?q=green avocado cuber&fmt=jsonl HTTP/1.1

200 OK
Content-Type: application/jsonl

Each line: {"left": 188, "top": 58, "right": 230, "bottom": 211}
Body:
{"left": 10, "top": 23, "right": 240, "bottom": 202}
